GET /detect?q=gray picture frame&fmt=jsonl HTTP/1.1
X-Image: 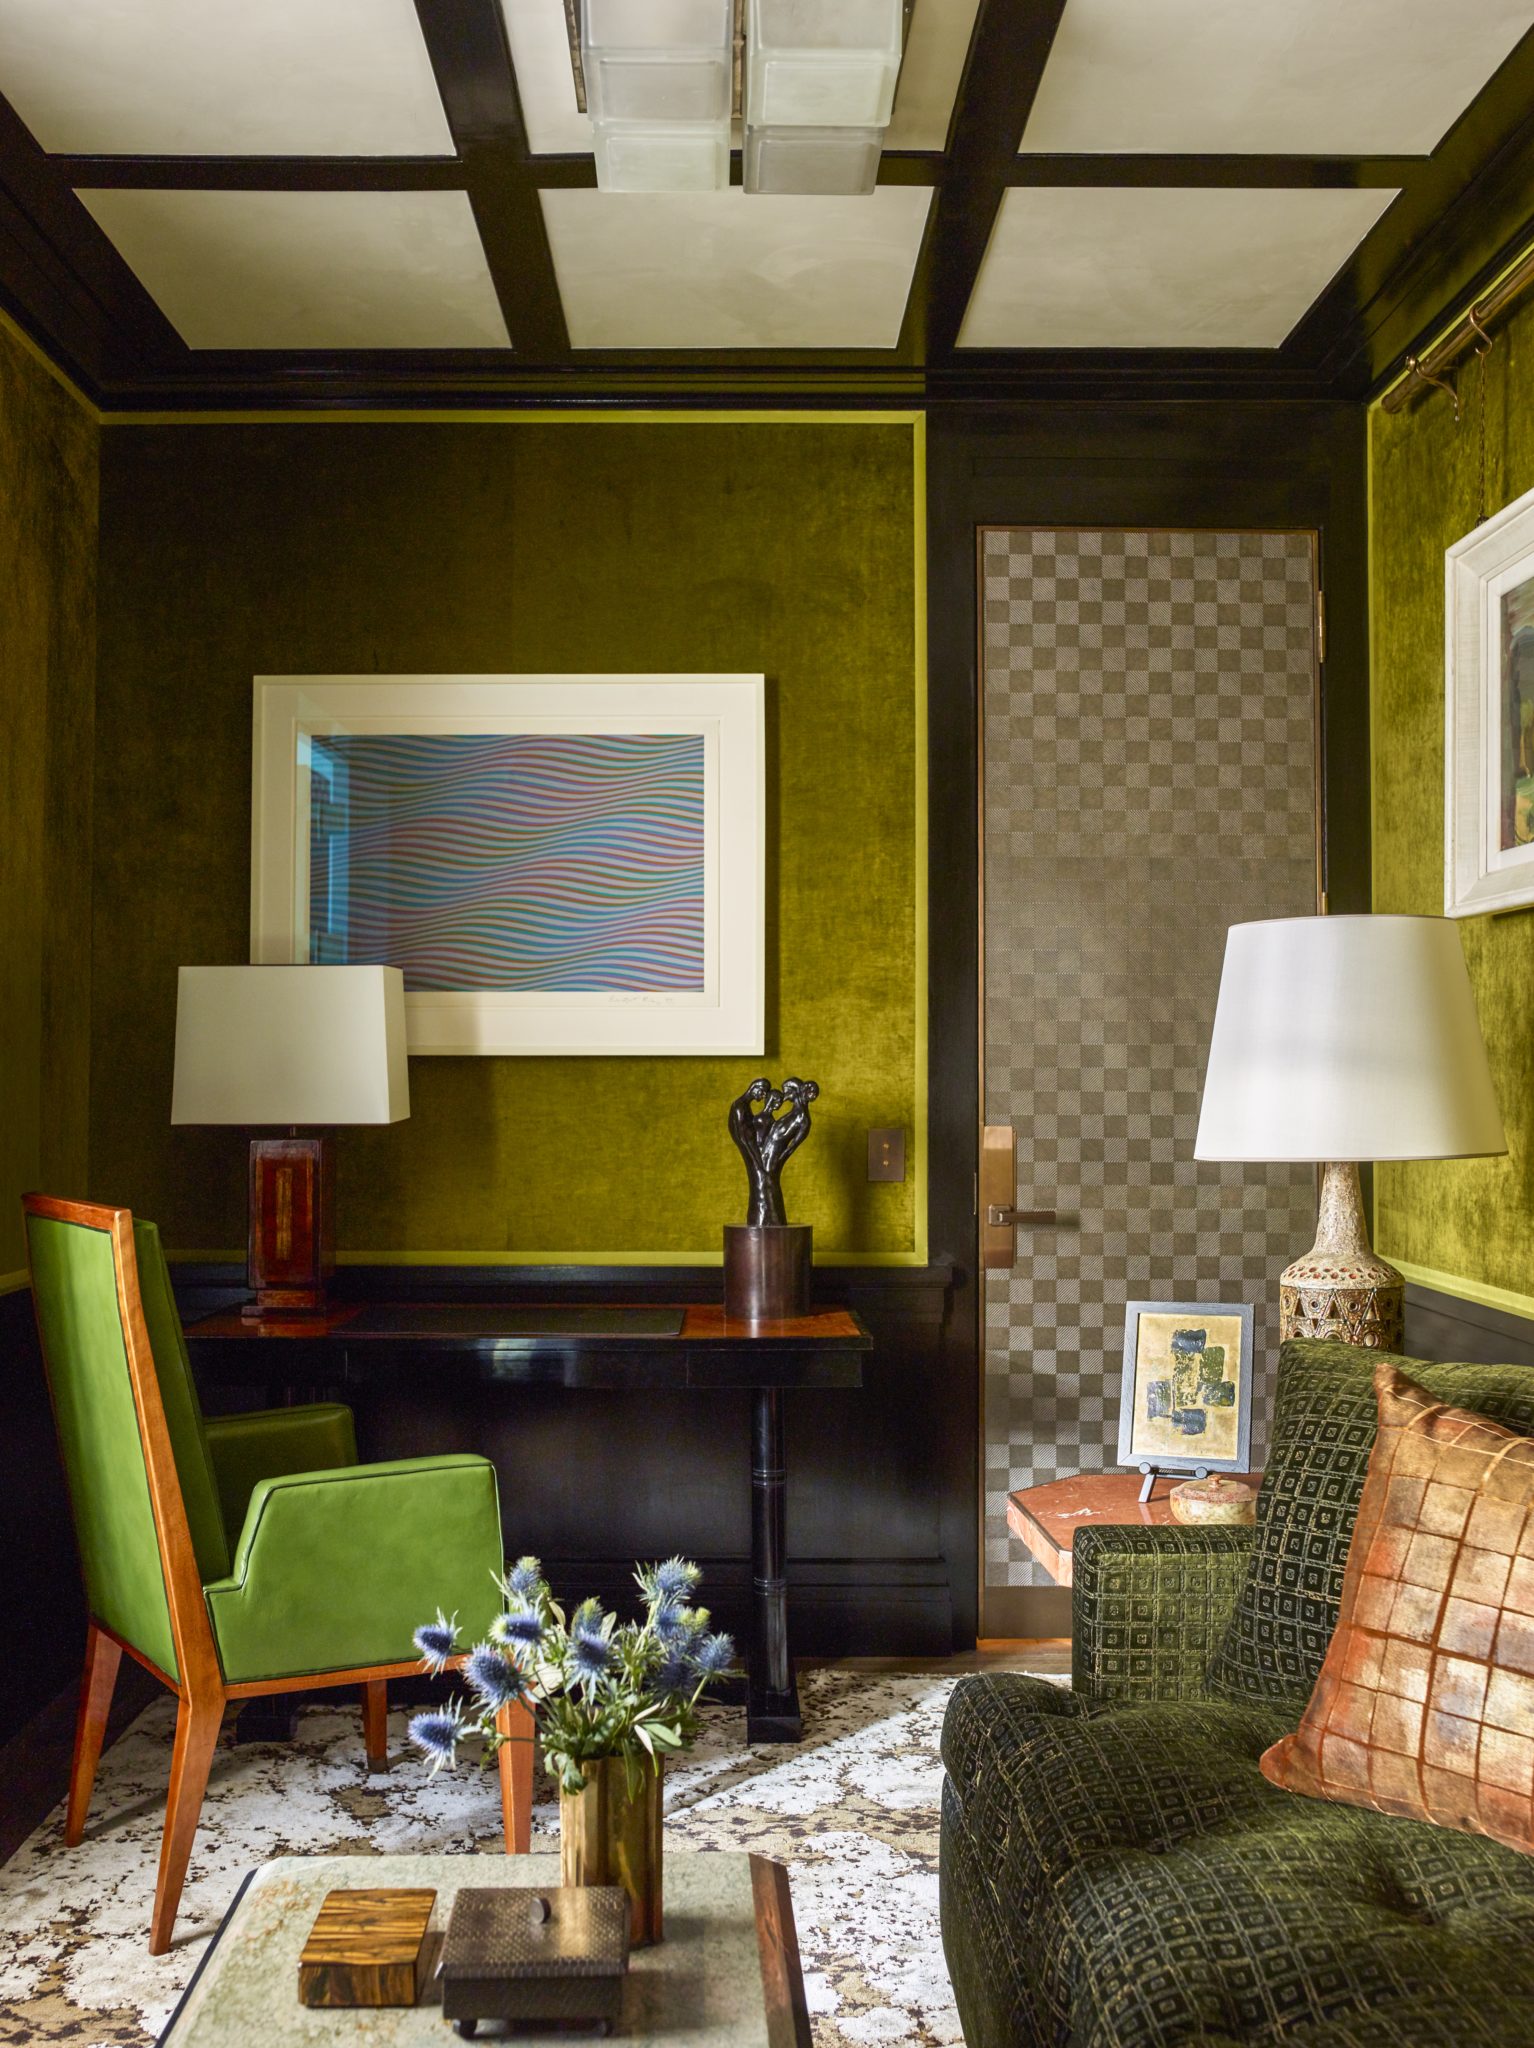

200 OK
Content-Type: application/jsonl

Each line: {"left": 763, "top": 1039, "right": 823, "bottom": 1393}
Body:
{"left": 1115, "top": 1299, "right": 1255, "bottom": 1478}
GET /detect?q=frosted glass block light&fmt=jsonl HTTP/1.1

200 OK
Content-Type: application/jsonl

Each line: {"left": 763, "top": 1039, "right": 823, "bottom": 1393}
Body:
{"left": 593, "top": 120, "right": 730, "bottom": 192}
{"left": 745, "top": 126, "right": 882, "bottom": 196}
{"left": 581, "top": 0, "right": 731, "bottom": 188}
{"left": 745, "top": 0, "right": 904, "bottom": 127}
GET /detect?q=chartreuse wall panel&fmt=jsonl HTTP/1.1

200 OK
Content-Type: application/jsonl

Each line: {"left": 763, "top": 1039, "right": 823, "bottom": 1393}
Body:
{"left": 92, "top": 416, "right": 923, "bottom": 1264}
{"left": 0, "top": 314, "right": 97, "bottom": 1287}
{"left": 1372, "top": 283, "right": 1534, "bottom": 1307}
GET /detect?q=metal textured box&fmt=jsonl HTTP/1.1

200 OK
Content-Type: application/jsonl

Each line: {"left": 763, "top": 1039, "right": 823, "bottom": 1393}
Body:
{"left": 298, "top": 1887, "right": 435, "bottom": 2008}
{"left": 439, "top": 1886, "right": 630, "bottom": 2036}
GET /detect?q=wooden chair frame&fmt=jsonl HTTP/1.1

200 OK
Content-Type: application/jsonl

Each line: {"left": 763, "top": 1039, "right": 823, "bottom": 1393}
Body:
{"left": 25, "top": 1195, "right": 534, "bottom": 1953}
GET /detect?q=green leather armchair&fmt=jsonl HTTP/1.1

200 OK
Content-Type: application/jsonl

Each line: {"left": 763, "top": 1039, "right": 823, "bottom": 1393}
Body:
{"left": 24, "top": 1194, "right": 534, "bottom": 1954}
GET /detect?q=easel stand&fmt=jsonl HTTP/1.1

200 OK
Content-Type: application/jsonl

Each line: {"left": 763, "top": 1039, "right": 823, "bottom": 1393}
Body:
{"left": 1137, "top": 1462, "right": 1208, "bottom": 1504}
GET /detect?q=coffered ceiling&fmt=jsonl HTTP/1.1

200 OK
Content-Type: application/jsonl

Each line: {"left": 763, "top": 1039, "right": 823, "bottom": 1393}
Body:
{"left": 0, "top": 0, "right": 1532, "bottom": 408}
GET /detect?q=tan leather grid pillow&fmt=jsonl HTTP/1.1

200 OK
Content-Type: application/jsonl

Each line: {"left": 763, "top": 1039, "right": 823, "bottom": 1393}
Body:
{"left": 1261, "top": 1358, "right": 1534, "bottom": 1854}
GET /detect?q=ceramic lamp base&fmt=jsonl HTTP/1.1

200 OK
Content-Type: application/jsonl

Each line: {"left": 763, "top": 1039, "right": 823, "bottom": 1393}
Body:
{"left": 1279, "top": 1159, "right": 1403, "bottom": 1350}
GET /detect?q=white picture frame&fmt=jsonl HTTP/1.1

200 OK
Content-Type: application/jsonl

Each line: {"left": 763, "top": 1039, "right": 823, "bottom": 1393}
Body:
{"left": 1446, "top": 479, "right": 1534, "bottom": 917}
{"left": 251, "top": 673, "right": 765, "bottom": 1056}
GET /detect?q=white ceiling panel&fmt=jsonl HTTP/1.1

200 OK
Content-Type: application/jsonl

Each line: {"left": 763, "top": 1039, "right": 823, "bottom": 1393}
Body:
{"left": 958, "top": 186, "right": 1398, "bottom": 350}
{"left": 1022, "top": 0, "right": 1534, "bottom": 156}
{"left": 502, "top": 0, "right": 978, "bottom": 155}
{"left": 541, "top": 188, "right": 932, "bottom": 347}
{"left": 885, "top": 0, "right": 983, "bottom": 152}
{"left": 0, "top": 0, "right": 454, "bottom": 157}
{"left": 76, "top": 189, "right": 510, "bottom": 350}
{"left": 500, "top": 0, "right": 592, "bottom": 155}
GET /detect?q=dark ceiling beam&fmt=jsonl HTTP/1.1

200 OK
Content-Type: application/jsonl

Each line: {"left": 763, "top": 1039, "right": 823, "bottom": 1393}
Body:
{"left": 1287, "top": 24, "right": 1534, "bottom": 386}
{"left": 411, "top": 0, "right": 570, "bottom": 361}
{"left": 1007, "top": 153, "right": 1425, "bottom": 190}
{"left": 0, "top": 91, "right": 186, "bottom": 381}
{"left": 51, "top": 155, "right": 466, "bottom": 191}
{"left": 922, "top": 0, "right": 1068, "bottom": 361}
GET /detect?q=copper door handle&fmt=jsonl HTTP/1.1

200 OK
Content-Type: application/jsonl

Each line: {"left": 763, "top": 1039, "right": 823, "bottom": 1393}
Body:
{"left": 987, "top": 1206, "right": 1057, "bottom": 1228}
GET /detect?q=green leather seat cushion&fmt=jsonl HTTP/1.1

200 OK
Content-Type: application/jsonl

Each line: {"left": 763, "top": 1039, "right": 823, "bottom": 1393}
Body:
{"left": 940, "top": 1679, "right": 1534, "bottom": 2048}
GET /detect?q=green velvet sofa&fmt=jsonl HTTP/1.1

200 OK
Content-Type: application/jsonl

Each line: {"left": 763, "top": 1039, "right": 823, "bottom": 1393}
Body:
{"left": 940, "top": 1338, "right": 1534, "bottom": 2048}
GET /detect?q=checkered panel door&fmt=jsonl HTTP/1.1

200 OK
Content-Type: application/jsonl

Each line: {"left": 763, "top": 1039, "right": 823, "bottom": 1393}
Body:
{"left": 980, "top": 529, "right": 1321, "bottom": 1620}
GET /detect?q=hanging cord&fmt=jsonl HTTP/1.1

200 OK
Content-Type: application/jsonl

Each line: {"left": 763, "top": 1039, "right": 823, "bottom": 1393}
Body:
{"left": 1467, "top": 303, "right": 1495, "bottom": 525}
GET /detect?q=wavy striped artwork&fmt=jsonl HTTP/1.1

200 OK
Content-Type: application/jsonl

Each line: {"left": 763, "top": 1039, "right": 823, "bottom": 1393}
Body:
{"left": 306, "top": 732, "right": 706, "bottom": 992}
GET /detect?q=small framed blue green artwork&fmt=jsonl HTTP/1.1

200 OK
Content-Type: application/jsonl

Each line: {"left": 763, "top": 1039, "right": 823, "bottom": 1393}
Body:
{"left": 1116, "top": 1300, "right": 1255, "bottom": 1478}
{"left": 251, "top": 674, "right": 764, "bottom": 1055}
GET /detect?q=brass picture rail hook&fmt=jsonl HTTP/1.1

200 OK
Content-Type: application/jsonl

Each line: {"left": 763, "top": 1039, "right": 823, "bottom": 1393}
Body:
{"left": 1467, "top": 302, "right": 1495, "bottom": 358}
{"left": 1404, "top": 352, "right": 1461, "bottom": 421}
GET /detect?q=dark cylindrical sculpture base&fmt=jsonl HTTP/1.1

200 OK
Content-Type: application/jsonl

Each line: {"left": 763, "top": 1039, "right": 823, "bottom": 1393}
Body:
{"left": 723, "top": 1224, "right": 812, "bottom": 1324}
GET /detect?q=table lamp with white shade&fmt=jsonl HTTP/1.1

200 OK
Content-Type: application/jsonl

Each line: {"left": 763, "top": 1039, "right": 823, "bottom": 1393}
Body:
{"left": 172, "top": 964, "right": 409, "bottom": 1317}
{"left": 1194, "top": 915, "right": 1505, "bottom": 1350}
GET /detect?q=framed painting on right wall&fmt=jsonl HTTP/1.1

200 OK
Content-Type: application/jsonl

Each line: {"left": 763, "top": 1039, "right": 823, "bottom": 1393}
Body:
{"left": 1446, "top": 477, "right": 1534, "bottom": 916}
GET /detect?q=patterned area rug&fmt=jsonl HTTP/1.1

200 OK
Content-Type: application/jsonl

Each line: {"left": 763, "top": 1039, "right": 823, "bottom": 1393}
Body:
{"left": 0, "top": 1666, "right": 1062, "bottom": 2047}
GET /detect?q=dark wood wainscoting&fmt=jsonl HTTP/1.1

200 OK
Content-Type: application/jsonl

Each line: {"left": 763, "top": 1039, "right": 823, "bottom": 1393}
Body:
{"left": 1404, "top": 1282, "right": 1534, "bottom": 1371}
{"left": 175, "top": 1260, "right": 968, "bottom": 1664}
{"left": 0, "top": 1285, "right": 85, "bottom": 1738}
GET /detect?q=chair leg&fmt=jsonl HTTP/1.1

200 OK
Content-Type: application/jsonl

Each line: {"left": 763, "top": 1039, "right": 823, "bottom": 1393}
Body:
{"left": 150, "top": 1694, "right": 224, "bottom": 1955}
{"left": 363, "top": 1679, "right": 388, "bottom": 1773}
{"left": 65, "top": 1623, "right": 122, "bottom": 1847}
{"left": 496, "top": 1698, "right": 535, "bottom": 1854}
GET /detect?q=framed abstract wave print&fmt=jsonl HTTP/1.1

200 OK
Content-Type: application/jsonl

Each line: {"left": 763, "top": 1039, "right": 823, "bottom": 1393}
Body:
{"left": 251, "top": 674, "right": 764, "bottom": 1055}
{"left": 1115, "top": 1301, "right": 1255, "bottom": 1479}
{"left": 1447, "top": 479, "right": 1534, "bottom": 917}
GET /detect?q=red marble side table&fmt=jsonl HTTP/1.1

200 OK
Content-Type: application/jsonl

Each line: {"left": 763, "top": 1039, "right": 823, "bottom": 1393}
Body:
{"left": 1006, "top": 1471, "right": 1260, "bottom": 1587}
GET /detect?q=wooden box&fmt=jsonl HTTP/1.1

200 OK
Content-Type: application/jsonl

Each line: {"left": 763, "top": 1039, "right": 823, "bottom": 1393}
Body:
{"left": 439, "top": 1887, "right": 629, "bottom": 2036}
{"left": 298, "top": 1887, "right": 435, "bottom": 2008}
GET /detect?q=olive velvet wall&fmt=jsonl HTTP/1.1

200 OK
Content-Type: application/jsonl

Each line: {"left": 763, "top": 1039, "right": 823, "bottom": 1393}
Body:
{"left": 0, "top": 312, "right": 97, "bottom": 1734}
{"left": 90, "top": 417, "right": 924, "bottom": 1267}
{"left": 1372, "top": 292, "right": 1534, "bottom": 1312}
{"left": 0, "top": 316, "right": 96, "bottom": 1284}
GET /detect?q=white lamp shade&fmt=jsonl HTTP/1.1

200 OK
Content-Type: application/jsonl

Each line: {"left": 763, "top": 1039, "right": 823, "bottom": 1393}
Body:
{"left": 172, "top": 966, "right": 410, "bottom": 1126}
{"left": 1194, "top": 915, "right": 1505, "bottom": 1163}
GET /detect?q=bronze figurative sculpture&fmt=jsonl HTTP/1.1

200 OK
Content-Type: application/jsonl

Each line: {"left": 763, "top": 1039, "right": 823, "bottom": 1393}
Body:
{"left": 723, "top": 1077, "right": 820, "bottom": 1323}
{"left": 727, "top": 1077, "right": 820, "bottom": 1228}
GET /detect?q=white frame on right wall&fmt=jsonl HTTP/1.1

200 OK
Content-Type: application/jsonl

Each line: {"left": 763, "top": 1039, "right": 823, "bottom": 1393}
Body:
{"left": 1446, "top": 477, "right": 1534, "bottom": 916}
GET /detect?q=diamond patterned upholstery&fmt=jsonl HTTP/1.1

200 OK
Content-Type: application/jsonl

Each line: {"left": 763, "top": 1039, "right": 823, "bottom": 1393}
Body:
{"left": 941, "top": 1340, "right": 1534, "bottom": 2047}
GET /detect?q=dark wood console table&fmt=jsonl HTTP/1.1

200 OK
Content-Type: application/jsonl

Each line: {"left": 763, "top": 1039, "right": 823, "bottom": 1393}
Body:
{"left": 183, "top": 1301, "right": 872, "bottom": 1742}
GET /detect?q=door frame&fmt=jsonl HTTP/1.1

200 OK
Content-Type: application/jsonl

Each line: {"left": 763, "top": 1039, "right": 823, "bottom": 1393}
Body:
{"left": 925, "top": 402, "right": 1371, "bottom": 1646}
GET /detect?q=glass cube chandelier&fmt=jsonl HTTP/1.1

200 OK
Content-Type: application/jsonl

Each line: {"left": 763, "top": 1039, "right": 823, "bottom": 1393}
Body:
{"left": 575, "top": 0, "right": 907, "bottom": 195}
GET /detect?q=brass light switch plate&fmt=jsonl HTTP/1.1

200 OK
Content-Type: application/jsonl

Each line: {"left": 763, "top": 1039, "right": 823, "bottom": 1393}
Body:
{"left": 867, "top": 1128, "right": 905, "bottom": 1182}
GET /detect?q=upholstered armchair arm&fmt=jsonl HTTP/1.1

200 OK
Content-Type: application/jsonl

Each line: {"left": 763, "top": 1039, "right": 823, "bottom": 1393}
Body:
{"left": 203, "top": 1454, "right": 503, "bottom": 1684}
{"left": 204, "top": 1404, "right": 358, "bottom": 1548}
{"left": 1071, "top": 1524, "right": 1254, "bottom": 1705}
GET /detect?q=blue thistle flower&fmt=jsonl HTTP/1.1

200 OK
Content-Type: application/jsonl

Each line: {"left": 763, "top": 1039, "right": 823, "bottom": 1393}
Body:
{"left": 490, "top": 1607, "right": 544, "bottom": 1656}
{"left": 408, "top": 1703, "right": 466, "bottom": 1774}
{"left": 570, "top": 1628, "right": 612, "bottom": 1688}
{"left": 651, "top": 1596, "right": 688, "bottom": 1643}
{"left": 654, "top": 1646, "right": 694, "bottom": 1693}
{"left": 413, "top": 1609, "right": 459, "bottom": 1674}
{"left": 570, "top": 1596, "right": 605, "bottom": 1634}
{"left": 502, "top": 1556, "right": 545, "bottom": 1602}
{"left": 693, "top": 1632, "right": 735, "bottom": 1680}
{"left": 465, "top": 1644, "right": 525, "bottom": 1711}
{"left": 652, "top": 1557, "right": 701, "bottom": 1601}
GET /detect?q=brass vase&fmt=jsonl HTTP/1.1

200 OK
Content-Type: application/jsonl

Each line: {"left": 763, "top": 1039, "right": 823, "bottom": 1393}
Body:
{"left": 559, "top": 1756, "right": 663, "bottom": 1948}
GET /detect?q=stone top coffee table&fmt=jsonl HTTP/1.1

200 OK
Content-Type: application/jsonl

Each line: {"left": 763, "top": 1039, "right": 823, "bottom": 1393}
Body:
{"left": 158, "top": 1852, "right": 810, "bottom": 2047}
